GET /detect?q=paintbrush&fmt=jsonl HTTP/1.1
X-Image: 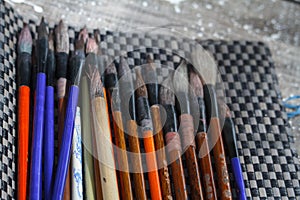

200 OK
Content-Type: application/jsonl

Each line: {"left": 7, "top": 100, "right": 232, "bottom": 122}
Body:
{"left": 43, "top": 31, "right": 55, "bottom": 200}
{"left": 135, "top": 69, "right": 162, "bottom": 200}
{"left": 221, "top": 104, "right": 246, "bottom": 200}
{"left": 52, "top": 27, "right": 85, "bottom": 200}
{"left": 29, "top": 17, "right": 48, "bottom": 200}
{"left": 160, "top": 77, "right": 188, "bottom": 199}
{"left": 105, "top": 62, "right": 133, "bottom": 200}
{"left": 87, "top": 46, "right": 119, "bottom": 200}
{"left": 190, "top": 70, "right": 217, "bottom": 200}
{"left": 71, "top": 107, "right": 83, "bottom": 200}
{"left": 143, "top": 55, "right": 172, "bottom": 200}
{"left": 85, "top": 38, "right": 104, "bottom": 200}
{"left": 17, "top": 24, "right": 32, "bottom": 200}
{"left": 173, "top": 59, "right": 204, "bottom": 200}
{"left": 55, "top": 20, "right": 71, "bottom": 200}
{"left": 191, "top": 45, "right": 232, "bottom": 199}
{"left": 117, "top": 57, "right": 147, "bottom": 200}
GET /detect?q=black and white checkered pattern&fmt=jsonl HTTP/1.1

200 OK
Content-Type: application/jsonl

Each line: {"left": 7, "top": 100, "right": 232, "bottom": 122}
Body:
{"left": 1, "top": 0, "right": 300, "bottom": 199}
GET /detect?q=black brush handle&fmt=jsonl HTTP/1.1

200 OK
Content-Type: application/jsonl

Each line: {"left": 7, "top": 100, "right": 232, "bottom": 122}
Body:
{"left": 37, "top": 37, "right": 48, "bottom": 73}
{"left": 136, "top": 97, "right": 151, "bottom": 125}
{"left": 197, "top": 97, "right": 207, "bottom": 133}
{"left": 46, "top": 49, "right": 55, "bottom": 86}
{"left": 18, "top": 52, "right": 32, "bottom": 86}
{"left": 55, "top": 52, "right": 68, "bottom": 79}
{"left": 162, "top": 104, "right": 178, "bottom": 134}
{"left": 222, "top": 117, "right": 238, "bottom": 159}
{"left": 147, "top": 83, "right": 159, "bottom": 106}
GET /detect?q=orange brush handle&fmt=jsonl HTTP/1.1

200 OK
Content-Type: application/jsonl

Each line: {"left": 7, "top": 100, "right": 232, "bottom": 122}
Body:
{"left": 143, "top": 130, "right": 162, "bottom": 200}
{"left": 18, "top": 86, "right": 30, "bottom": 200}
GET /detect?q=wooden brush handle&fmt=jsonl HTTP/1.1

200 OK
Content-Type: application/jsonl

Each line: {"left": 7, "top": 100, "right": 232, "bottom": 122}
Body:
{"left": 210, "top": 117, "right": 232, "bottom": 200}
{"left": 127, "top": 120, "right": 147, "bottom": 200}
{"left": 113, "top": 111, "right": 133, "bottom": 200}
{"left": 165, "top": 132, "right": 187, "bottom": 200}
{"left": 151, "top": 105, "right": 172, "bottom": 200}
{"left": 18, "top": 86, "right": 30, "bottom": 200}
{"left": 92, "top": 131, "right": 103, "bottom": 200}
{"left": 180, "top": 114, "right": 204, "bottom": 200}
{"left": 92, "top": 97, "right": 120, "bottom": 199}
{"left": 143, "top": 130, "right": 162, "bottom": 200}
{"left": 196, "top": 132, "right": 217, "bottom": 200}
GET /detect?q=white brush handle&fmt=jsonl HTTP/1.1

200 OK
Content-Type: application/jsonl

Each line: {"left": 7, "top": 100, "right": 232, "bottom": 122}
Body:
{"left": 72, "top": 107, "right": 83, "bottom": 200}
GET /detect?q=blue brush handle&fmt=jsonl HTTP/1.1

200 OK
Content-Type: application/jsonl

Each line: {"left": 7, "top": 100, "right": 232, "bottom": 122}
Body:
{"left": 30, "top": 73, "right": 46, "bottom": 200}
{"left": 44, "top": 86, "right": 55, "bottom": 200}
{"left": 231, "top": 157, "right": 246, "bottom": 200}
{"left": 52, "top": 85, "right": 79, "bottom": 200}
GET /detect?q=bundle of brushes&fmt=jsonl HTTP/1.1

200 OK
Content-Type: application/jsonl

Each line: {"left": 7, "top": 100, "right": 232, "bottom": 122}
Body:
{"left": 16, "top": 17, "right": 246, "bottom": 200}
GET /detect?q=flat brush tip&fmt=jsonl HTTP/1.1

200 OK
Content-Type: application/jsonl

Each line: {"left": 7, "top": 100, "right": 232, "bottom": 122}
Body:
{"left": 160, "top": 79, "right": 175, "bottom": 105}
{"left": 86, "top": 38, "right": 98, "bottom": 54}
{"left": 18, "top": 25, "right": 32, "bottom": 53}
{"left": 173, "top": 59, "right": 189, "bottom": 92}
{"left": 118, "top": 56, "right": 130, "bottom": 78}
{"left": 55, "top": 19, "right": 69, "bottom": 53}
{"left": 135, "top": 69, "right": 148, "bottom": 97}
{"left": 191, "top": 45, "right": 217, "bottom": 85}
{"left": 190, "top": 71, "right": 203, "bottom": 98}
{"left": 48, "top": 31, "right": 54, "bottom": 51}
{"left": 105, "top": 62, "right": 117, "bottom": 75}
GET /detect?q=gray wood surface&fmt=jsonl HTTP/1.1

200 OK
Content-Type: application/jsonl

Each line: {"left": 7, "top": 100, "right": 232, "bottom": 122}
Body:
{"left": 6, "top": 0, "right": 300, "bottom": 152}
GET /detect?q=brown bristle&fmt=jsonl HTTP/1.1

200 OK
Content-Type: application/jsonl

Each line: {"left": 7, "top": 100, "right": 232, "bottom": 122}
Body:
{"left": 135, "top": 69, "right": 148, "bottom": 98}
{"left": 94, "top": 29, "right": 101, "bottom": 44}
{"left": 48, "top": 31, "right": 54, "bottom": 51}
{"left": 105, "top": 62, "right": 117, "bottom": 75}
{"left": 55, "top": 20, "right": 69, "bottom": 54}
{"left": 190, "top": 70, "right": 203, "bottom": 98}
{"left": 88, "top": 65, "right": 104, "bottom": 97}
{"left": 224, "top": 104, "right": 232, "bottom": 118}
{"left": 86, "top": 38, "right": 98, "bottom": 54}
{"left": 18, "top": 24, "right": 32, "bottom": 54}
{"left": 143, "top": 54, "right": 157, "bottom": 82}
{"left": 160, "top": 78, "right": 175, "bottom": 105}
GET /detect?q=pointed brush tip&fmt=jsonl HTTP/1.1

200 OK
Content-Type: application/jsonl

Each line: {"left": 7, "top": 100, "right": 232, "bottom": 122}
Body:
{"left": 86, "top": 38, "right": 98, "bottom": 54}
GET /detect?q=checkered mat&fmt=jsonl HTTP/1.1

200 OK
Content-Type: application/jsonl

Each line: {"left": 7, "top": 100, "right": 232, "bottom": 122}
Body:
{"left": 1, "top": 0, "right": 300, "bottom": 199}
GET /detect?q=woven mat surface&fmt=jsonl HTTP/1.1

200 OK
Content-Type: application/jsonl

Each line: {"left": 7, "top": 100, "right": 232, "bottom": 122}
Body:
{"left": 1, "top": 1, "right": 300, "bottom": 199}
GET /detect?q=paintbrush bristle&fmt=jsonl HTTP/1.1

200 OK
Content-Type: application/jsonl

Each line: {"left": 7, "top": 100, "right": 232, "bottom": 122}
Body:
{"left": 135, "top": 69, "right": 148, "bottom": 98}
{"left": 105, "top": 62, "right": 117, "bottom": 75}
{"left": 224, "top": 104, "right": 232, "bottom": 118}
{"left": 78, "top": 27, "right": 88, "bottom": 44}
{"left": 94, "top": 29, "right": 101, "bottom": 44}
{"left": 191, "top": 45, "right": 217, "bottom": 85}
{"left": 173, "top": 59, "right": 189, "bottom": 93}
{"left": 75, "top": 28, "right": 87, "bottom": 51}
{"left": 89, "top": 66, "right": 104, "bottom": 97}
{"left": 86, "top": 38, "right": 98, "bottom": 54}
{"left": 18, "top": 24, "right": 32, "bottom": 54}
{"left": 48, "top": 31, "right": 54, "bottom": 51}
{"left": 55, "top": 20, "right": 69, "bottom": 54}
{"left": 38, "top": 17, "right": 48, "bottom": 39}
{"left": 190, "top": 70, "right": 203, "bottom": 98}
{"left": 118, "top": 57, "right": 130, "bottom": 77}
{"left": 160, "top": 78, "right": 175, "bottom": 105}
{"left": 143, "top": 54, "right": 157, "bottom": 83}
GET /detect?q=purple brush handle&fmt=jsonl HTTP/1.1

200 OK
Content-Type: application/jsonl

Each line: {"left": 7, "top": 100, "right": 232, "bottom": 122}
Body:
{"left": 30, "top": 73, "right": 46, "bottom": 200}
{"left": 231, "top": 157, "right": 247, "bottom": 200}
{"left": 44, "top": 86, "right": 55, "bottom": 200}
{"left": 52, "top": 85, "right": 79, "bottom": 200}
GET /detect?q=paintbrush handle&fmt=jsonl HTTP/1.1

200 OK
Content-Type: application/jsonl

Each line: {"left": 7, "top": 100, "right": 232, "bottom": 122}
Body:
{"left": 112, "top": 111, "right": 133, "bottom": 200}
{"left": 80, "top": 76, "right": 96, "bottom": 199}
{"left": 179, "top": 114, "right": 204, "bottom": 200}
{"left": 92, "top": 97, "right": 120, "bottom": 200}
{"left": 143, "top": 130, "right": 162, "bottom": 200}
{"left": 231, "top": 158, "right": 246, "bottom": 200}
{"left": 126, "top": 120, "right": 147, "bottom": 200}
{"left": 165, "top": 132, "right": 187, "bottom": 199}
{"left": 210, "top": 117, "right": 232, "bottom": 200}
{"left": 71, "top": 107, "right": 83, "bottom": 200}
{"left": 17, "top": 86, "right": 30, "bottom": 200}
{"left": 150, "top": 105, "right": 172, "bottom": 200}
{"left": 196, "top": 132, "right": 217, "bottom": 200}
{"left": 53, "top": 85, "right": 79, "bottom": 200}
{"left": 44, "top": 86, "right": 55, "bottom": 200}
{"left": 30, "top": 72, "right": 46, "bottom": 200}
